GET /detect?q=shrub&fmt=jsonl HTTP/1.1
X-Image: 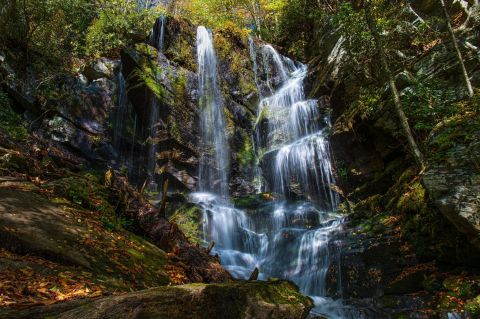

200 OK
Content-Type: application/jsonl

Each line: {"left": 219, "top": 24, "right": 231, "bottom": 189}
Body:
{"left": 0, "top": 91, "right": 28, "bottom": 141}
{"left": 85, "top": 1, "right": 157, "bottom": 57}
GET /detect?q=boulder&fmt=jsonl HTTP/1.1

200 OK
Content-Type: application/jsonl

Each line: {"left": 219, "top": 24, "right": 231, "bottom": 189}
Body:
{"left": 83, "top": 58, "right": 120, "bottom": 82}
{"left": 423, "top": 139, "right": 480, "bottom": 251}
{"left": 0, "top": 181, "right": 170, "bottom": 288}
{"left": 1, "top": 281, "right": 313, "bottom": 319}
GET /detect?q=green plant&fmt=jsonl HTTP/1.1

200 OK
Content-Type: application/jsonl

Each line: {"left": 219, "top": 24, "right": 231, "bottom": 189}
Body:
{"left": 0, "top": 91, "right": 28, "bottom": 141}
{"left": 465, "top": 296, "right": 480, "bottom": 317}
{"left": 238, "top": 135, "right": 255, "bottom": 169}
{"left": 402, "top": 79, "right": 458, "bottom": 133}
{"left": 169, "top": 205, "right": 203, "bottom": 245}
{"left": 85, "top": 1, "right": 157, "bottom": 57}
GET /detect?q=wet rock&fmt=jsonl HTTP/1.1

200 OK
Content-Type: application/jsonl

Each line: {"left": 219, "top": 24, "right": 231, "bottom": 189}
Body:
{"left": 36, "top": 72, "right": 119, "bottom": 162}
{"left": 384, "top": 265, "right": 435, "bottom": 295}
{"left": 120, "top": 18, "right": 259, "bottom": 193}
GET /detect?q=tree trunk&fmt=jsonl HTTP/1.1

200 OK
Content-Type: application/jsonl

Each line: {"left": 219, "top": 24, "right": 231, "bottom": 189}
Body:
{"left": 364, "top": 3, "right": 425, "bottom": 170}
{"left": 439, "top": 0, "right": 474, "bottom": 97}
{"left": 250, "top": 0, "right": 262, "bottom": 39}
{"left": 105, "top": 169, "right": 231, "bottom": 283}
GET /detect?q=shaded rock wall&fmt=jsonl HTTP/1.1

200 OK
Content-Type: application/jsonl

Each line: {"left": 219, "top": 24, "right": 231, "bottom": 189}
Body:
{"left": 120, "top": 18, "right": 259, "bottom": 195}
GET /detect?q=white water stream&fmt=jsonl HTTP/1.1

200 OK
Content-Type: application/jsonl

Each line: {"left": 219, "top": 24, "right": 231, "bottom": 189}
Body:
{"left": 194, "top": 27, "right": 359, "bottom": 318}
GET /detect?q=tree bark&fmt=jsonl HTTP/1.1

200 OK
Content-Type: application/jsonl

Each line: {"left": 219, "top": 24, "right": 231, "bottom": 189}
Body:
{"left": 439, "top": 0, "right": 474, "bottom": 97}
{"left": 105, "top": 170, "right": 231, "bottom": 283}
{"left": 364, "top": 3, "right": 425, "bottom": 170}
{"left": 249, "top": 267, "right": 259, "bottom": 280}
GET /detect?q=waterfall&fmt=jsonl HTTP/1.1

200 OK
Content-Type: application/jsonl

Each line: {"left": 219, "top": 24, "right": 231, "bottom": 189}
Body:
{"left": 112, "top": 69, "right": 128, "bottom": 156}
{"left": 146, "top": 96, "right": 159, "bottom": 191}
{"left": 157, "top": 15, "right": 166, "bottom": 53}
{"left": 256, "top": 46, "right": 338, "bottom": 208}
{"left": 150, "top": 15, "right": 166, "bottom": 53}
{"left": 193, "top": 32, "right": 357, "bottom": 318}
{"left": 196, "top": 26, "right": 229, "bottom": 198}
{"left": 193, "top": 26, "right": 258, "bottom": 279}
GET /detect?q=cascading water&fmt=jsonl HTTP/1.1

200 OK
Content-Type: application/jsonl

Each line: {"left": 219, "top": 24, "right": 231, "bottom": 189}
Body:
{"left": 144, "top": 94, "right": 160, "bottom": 193}
{"left": 193, "top": 26, "right": 256, "bottom": 279}
{"left": 196, "top": 26, "right": 229, "bottom": 198}
{"left": 193, "top": 31, "right": 355, "bottom": 319}
{"left": 143, "top": 15, "right": 167, "bottom": 192}
{"left": 157, "top": 15, "right": 166, "bottom": 53}
{"left": 112, "top": 69, "right": 128, "bottom": 157}
{"left": 150, "top": 15, "right": 166, "bottom": 53}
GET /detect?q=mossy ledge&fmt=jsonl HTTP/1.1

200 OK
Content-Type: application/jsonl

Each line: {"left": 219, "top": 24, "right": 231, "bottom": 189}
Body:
{"left": 1, "top": 281, "right": 313, "bottom": 319}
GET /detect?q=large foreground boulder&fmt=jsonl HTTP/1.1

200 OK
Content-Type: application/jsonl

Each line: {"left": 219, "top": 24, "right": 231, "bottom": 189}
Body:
{"left": 2, "top": 281, "right": 313, "bottom": 319}
{"left": 423, "top": 128, "right": 480, "bottom": 251}
{"left": 0, "top": 179, "right": 170, "bottom": 292}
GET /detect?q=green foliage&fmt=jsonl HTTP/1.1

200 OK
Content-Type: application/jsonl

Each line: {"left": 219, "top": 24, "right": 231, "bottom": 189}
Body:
{"left": 169, "top": 205, "right": 203, "bottom": 244}
{"left": 351, "top": 86, "right": 383, "bottom": 120}
{"left": 275, "top": 0, "right": 330, "bottom": 59}
{"left": 332, "top": 2, "right": 375, "bottom": 73}
{"left": 465, "top": 296, "right": 480, "bottom": 317}
{"left": 0, "top": 91, "right": 28, "bottom": 141}
{"left": 0, "top": 0, "right": 158, "bottom": 66}
{"left": 0, "top": 0, "right": 96, "bottom": 67}
{"left": 238, "top": 134, "right": 255, "bottom": 169}
{"left": 402, "top": 79, "right": 458, "bottom": 133}
{"left": 86, "top": 1, "right": 157, "bottom": 57}
{"left": 335, "top": 160, "right": 348, "bottom": 179}
{"left": 171, "top": 0, "right": 286, "bottom": 42}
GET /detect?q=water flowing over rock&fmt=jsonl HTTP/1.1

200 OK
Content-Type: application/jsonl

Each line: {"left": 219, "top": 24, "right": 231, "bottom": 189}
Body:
{"left": 192, "top": 37, "right": 354, "bottom": 318}
{"left": 150, "top": 15, "right": 166, "bottom": 53}
{"left": 196, "top": 26, "right": 230, "bottom": 198}
{"left": 253, "top": 43, "right": 338, "bottom": 207}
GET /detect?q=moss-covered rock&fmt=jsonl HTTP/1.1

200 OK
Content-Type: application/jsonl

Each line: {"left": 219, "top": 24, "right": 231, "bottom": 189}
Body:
{"left": 2, "top": 280, "right": 313, "bottom": 319}
{"left": 423, "top": 112, "right": 480, "bottom": 252}
{"left": 0, "top": 180, "right": 169, "bottom": 299}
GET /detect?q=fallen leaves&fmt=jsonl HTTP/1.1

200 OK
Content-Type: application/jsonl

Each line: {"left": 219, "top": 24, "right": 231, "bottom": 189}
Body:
{"left": 165, "top": 263, "right": 188, "bottom": 285}
{"left": 0, "top": 248, "right": 104, "bottom": 308}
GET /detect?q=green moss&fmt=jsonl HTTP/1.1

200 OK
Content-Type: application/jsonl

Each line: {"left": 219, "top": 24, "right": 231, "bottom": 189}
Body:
{"left": 428, "top": 111, "right": 480, "bottom": 162}
{"left": 169, "top": 204, "right": 203, "bottom": 244}
{"left": 167, "top": 38, "right": 196, "bottom": 71}
{"left": 213, "top": 33, "right": 234, "bottom": 61}
{"left": 396, "top": 181, "right": 425, "bottom": 214}
{"left": 381, "top": 295, "right": 400, "bottom": 308}
{"left": 234, "top": 195, "right": 269, "bottom": 209}
{"left": 135, "top": 64, "right": 165, "bottom": 100}
{"left": 0, "top": 90, "right": 28, "bottom": 141}
{"left": 237, "top": 133, "right": 255, "bottom": 169}
{"left": 465, "top": 295, "right": 480, "bottom": 317}
{"left": 443, "top": 276, "right": 478, "bottom": 299}
{"left": 352, "top": 194, "right": 382, "bottom": 217}
{"left": 44, "top": 174, "right": 135, "bottom": 231}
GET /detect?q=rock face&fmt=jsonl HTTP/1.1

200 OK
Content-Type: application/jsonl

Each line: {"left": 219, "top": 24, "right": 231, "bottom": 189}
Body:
{"left": 120, "top": 17, "right": 258, "bottom": 194}
{"left": 3, "top": 281, "right": 313, "bottom": 319}
{"left": 41, "top": 72, "right": 119, "bottom": 162}
{"left": 423, "top": 137, "right": 480, "bottom": 251}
